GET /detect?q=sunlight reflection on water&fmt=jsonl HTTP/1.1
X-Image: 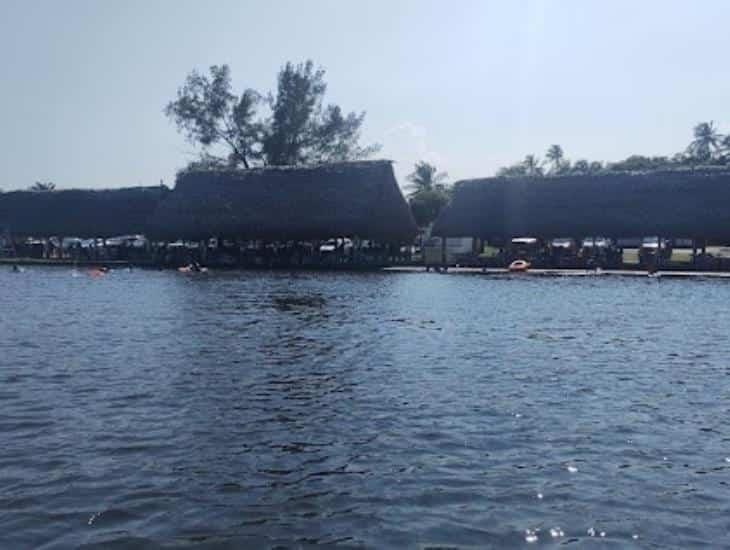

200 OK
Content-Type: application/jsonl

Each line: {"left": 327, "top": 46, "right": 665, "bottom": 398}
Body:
{"left": 1, "top": 268, "right": 730, "bottom": 548}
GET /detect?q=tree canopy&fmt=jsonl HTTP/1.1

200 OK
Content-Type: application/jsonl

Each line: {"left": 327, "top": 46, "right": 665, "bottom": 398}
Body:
{"left": 545, "top": 144, "right": 568, "bottom": 174}
{"left": 406, "top": 161, "right": 451, "bottom": 227}
{"left": 406, "top": 161, "right": 448, "bottom": 193}
{"left": 166, "top": 61, "right": 380, "bottom": 169}
{"left": 29, "top": 181, "right": 56, "bottom": 192}
{"left": 497, "top": 155, "right": 544, "bottom": 177}
{"left": 496, "top": 121, "right": 730, "bottom": 179}
{"left": 687, "top": 121, "right": 723, "bottom": 162}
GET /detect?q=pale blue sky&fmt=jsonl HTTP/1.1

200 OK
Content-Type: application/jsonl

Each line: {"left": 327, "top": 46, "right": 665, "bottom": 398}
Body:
{"left": 1, "top": 0, "right": 729, "bottom": 190}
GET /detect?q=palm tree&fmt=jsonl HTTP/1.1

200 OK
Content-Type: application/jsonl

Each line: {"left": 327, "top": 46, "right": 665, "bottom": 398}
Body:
{"left": 687, "top": 121, "right": 723, "bottom": 162}
{"left": 720, "top": 135, "right": 730, "bottom": 164}
{"left": 406, "top": 161, "right": 448, "bottom": 195}
{"left": 29, "top": 181, "right": 56, "bottom": 192}
{"left": 406, "top": 161, "right": 450, "bottom": 228}
{"left": 545, "top": 144, "right": 565, "bottom": 174}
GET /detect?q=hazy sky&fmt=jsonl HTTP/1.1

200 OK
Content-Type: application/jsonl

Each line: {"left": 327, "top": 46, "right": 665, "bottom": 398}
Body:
{"left": 2, "top": 0, "right": 729, "bottom": 190}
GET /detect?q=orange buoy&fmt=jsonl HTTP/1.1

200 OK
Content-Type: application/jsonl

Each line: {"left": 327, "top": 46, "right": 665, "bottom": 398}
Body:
{"left": 508, "top": 259, "right": 530, "bottom": 273}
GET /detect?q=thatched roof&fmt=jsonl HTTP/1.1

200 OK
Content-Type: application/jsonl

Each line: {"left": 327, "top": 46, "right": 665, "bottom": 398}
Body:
{"left": 0, "top": 186, "right": 169, "bottom": 238}
{"left": 432, "top": 168, "right": 730, "bottom": 240}
{"left": 148, "top": 160, "right": 417, "bottom": 242}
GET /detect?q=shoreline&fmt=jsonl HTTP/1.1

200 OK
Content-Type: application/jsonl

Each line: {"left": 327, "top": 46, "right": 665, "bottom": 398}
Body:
{"left": 385, "top": 266, "right": 730, "bottom": 279}
{"left": 4, "top": 257, "right": 730, "bottom": 279}
{"left": 0, "top": 258, "right": 134, "bottom": 267}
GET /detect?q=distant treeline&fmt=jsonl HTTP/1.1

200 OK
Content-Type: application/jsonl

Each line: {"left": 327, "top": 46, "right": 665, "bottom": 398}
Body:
{"left": 405, "top": 121, "right": 730, "bottom": 228}
{"left": 497, "top": 122, "right": 730, "bottom": 177}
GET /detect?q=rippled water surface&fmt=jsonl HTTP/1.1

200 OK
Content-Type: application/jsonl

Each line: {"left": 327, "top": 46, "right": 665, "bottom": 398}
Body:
{"left": 2, "top": 268, "right": 730, "bottom": 549}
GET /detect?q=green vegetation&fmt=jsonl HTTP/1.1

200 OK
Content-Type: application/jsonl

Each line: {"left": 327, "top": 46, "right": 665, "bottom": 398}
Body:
{"left": 406, "top": 161, "right": 451, "bottom": 227}
{"left": 29, "top": 181, "right": 56, "bottom": 192}
{"left": 165, "top": 61, "right": 380, "bottom": 169}
{"left": 545, "top": 144, "right": 567, "bottom": 175}
{"left": 687, "top": 121, "right": 723, "bottom": 162}
{"left": 495, "top": 155, "right": 545, "bottom": 177}
{"left": 497, "top": 121, "right": 730, "bottom": 177}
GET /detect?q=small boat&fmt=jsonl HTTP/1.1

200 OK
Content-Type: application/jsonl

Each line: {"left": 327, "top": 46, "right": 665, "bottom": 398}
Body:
{"left": 508, "top": 259, "right": 530, "bottom": 273}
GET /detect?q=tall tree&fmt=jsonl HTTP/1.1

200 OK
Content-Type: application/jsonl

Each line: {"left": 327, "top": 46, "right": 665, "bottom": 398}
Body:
{"left": 165, "top": 65, "right": 262, "bottom": 169}
{"left": 166, "top": 61, "right": 379, "bottom": 169}
{"left": 409, "top": 190, "right": 451, "bottom": 227}
{"left": 406, "top": 161, "right": 450, "bottom": 227}
{"left": 406, "top": 161, "right": 448, "bottom": 194}
{"left": 29, "top": 181, "right": 55, "bottom": 191}
{"left": 545, "top": 144, "right": 565, "bottom": 174}
{"left": 262, "top": 61, "right": 326, "bottom": 166}
{"left": 687, "top": 121, "right": 723, "bottom": 162}
{"left": 262, "top": 61, "right": 379, "bottom": 165}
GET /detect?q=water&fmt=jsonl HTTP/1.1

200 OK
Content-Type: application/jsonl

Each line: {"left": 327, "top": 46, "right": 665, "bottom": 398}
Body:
{"left": 2, "top": 268, "right": 730, "bottom": 549}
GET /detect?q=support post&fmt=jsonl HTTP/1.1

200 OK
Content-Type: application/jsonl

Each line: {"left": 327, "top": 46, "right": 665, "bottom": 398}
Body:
{"left": 441, "top": 237, "right": 447, "bottom": 271}
{"left": 199, "top": 239, "right": 208, "bottom": 264}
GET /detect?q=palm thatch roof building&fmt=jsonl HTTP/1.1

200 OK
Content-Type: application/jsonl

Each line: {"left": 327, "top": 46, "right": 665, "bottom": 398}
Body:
{"left": 0, "top": 186, "right": 169, "bottom": 238}
{"left": 432, "top": 168, "right": 730, "bottom": 240}
{"left": 148, "top": 160, "right": 417, "bottom": 242}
